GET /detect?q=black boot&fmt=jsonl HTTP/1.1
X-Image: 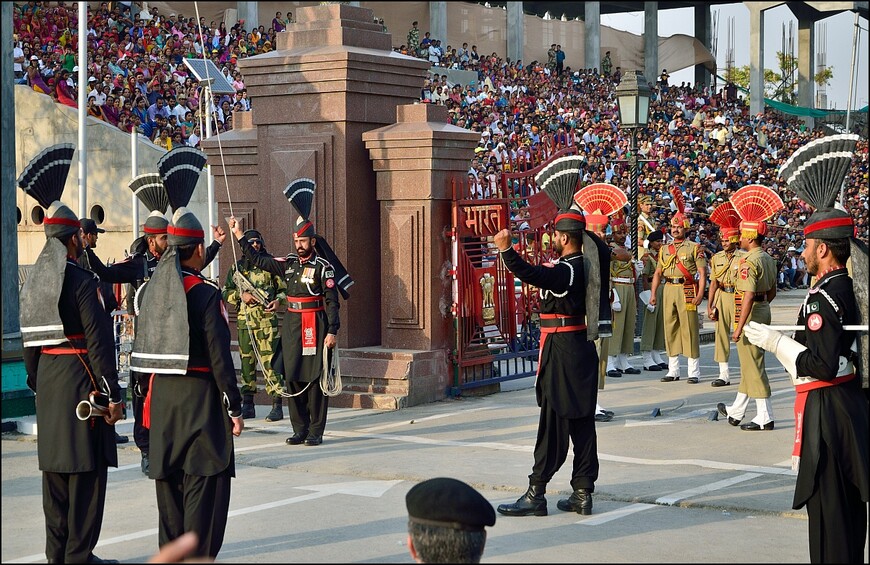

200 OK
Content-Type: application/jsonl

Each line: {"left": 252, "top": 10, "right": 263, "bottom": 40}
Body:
{"left": 557, "top": 488, "right": 593, "bottom": 515}
{"left": 265, "top": 396, "right": 284, "bottom": 422}
{"left": 241, "top": 394, "right": 256, "bottom": 419}
{"left": 497, "top": 484, "right": 547, "bottom": 516}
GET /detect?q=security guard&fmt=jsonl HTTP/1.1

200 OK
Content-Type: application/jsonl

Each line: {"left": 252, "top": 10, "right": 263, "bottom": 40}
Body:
{"left": 223, "top": 229, "right": 288, "bottom": 421}
{"left": 707, "top": 202, "right": 744, "bottom": 387}
{"left": 717, "top": 185, "right": 780, "bottom": 430}
{"left": 605, "top": 222, "right": 640, "bottom": 377}
{"left": 636, "top": 194, "right": 657, "bottom": 260}
{"left": 650, "top": 190, "right": 707, "bottom": 384}
{"left": 640, "top": 230, "right": 668, "bottom": 371}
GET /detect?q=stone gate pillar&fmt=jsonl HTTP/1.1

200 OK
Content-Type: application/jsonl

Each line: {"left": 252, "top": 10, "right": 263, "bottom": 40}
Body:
{"left": 331, "top": 104, "right": 478, "bottom": 409}
{"left": 202, "top": 3, "right": 430, "bottom": 351}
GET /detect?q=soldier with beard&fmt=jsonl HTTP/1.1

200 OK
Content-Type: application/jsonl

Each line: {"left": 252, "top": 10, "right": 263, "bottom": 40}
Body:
{"left": 228, "top": 215, "right": 340, "bottom": 447}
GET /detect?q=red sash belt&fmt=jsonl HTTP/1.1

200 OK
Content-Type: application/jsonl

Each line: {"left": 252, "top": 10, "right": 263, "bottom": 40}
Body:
{"left": 537, "top": 314, "right": 588, "bottom": 372}
{"left": 792, "top": 373, "right": 856, "bottom": 460}
{"left": 142, "top": 366, "right": 211, "bottom": 429}
{"left": 42, "top": 346, "right": 88, "bottom": 355}
{"left": 288, "top": 297, "right": 323, "bottom": 356}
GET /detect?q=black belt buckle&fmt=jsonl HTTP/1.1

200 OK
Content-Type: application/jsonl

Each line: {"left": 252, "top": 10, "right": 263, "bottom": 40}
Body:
{"left": 541, "top": 316, "right": 584, "bottom": 328}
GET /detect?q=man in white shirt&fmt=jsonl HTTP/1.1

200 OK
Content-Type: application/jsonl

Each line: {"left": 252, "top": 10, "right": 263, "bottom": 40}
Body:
{"left": 88, "top": 81, "right": 107, "bottom": 106}
{"left": 13, "top": 38, "right": 25, "bottom": 79}
{"left": 172, "top": 96, "right": 189, "bottom": 120}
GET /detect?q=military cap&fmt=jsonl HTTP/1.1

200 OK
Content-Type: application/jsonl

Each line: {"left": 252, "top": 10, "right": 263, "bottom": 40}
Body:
{"left": 406, "top": 478, "right": 496, "bottom": 532}
{"left": 80, "top": 218, "right": 106, "bottom": 235}
{"left": 294, "top": 215, "right": 316, "bottom": 238}
{"left": 167, "top": 207, "right": 204, "bottom": 246}
{"left": 804, "top": 208, "right": 853, "bottom": 240}
{"left": 647, "top": 230, "right": 664, "bottom": 243}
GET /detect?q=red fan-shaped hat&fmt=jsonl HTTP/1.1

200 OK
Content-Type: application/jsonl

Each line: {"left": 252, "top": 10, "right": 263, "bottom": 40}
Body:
{"left": 669, "top": 187, "right": 690, "bottom": 228}
{"left": 573, "top": 183, "right": 627, "bottom": 232}
{"left": 729, "top": 184, "right": 784, "bottom": 239}
{"left": 709, "top": 201, "right": 741, "bottom": 241}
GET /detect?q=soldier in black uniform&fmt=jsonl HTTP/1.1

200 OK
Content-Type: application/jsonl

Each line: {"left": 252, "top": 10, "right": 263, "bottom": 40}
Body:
{"left": 130, "top": 202, "right": 244, "bottom": 559}
{"left": 229, "top": 214, "right": 340, "bottom": 447}
{"left": 745, "top": 206, "right": 869, "bottom": 563}
{"left": 494, "top": 205, "right": 611, "bottom": 517}
{"left": 19, "top": 145, "right": 123, "bottom": 564}
{"left": 85, "top": 212, "right": 224, "bottom": 474}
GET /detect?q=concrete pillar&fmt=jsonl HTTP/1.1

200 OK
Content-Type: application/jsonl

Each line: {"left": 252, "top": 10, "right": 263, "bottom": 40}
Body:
{"left": 506, "top": 1, "right": 524, "bottom": 64}
{"left": 361, "top": 103, "right": 480, "bottom": 408}
{"left": 798, "top": 18, "right": 815, "bottom": 128}
{"left": 644, "top": 2, "right": 659, "bottom": 86}
{"left": 584, "top": 2, "right": 600, "bottom": 71}
{"left": 236, "top": 2, "right": 258, "bottom": 30}
{"left": 748, "top": 3, "right": 765, "bottom": 115}
{"left": 429, "top": 1, "right": 447, "bottom": 43}
{"left": 694, "top": 4, "right": 712, "bottom": 89}
{"left": 1, "top": 1, "right": 21, "bottom": 358}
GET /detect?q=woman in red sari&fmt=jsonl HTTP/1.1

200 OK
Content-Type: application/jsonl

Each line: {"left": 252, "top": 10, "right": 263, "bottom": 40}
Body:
{"left": 55, "top": 69, "right": 77, "bottom": 108}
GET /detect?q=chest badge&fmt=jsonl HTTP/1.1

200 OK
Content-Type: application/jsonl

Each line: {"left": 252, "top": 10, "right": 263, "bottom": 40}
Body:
{"left": 300, "top": 266, "right": 316, "bottom": 284}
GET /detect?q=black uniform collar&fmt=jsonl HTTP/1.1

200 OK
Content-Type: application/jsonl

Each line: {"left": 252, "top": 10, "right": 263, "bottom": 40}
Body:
{"left": 181, "top": 267, "right": 203, "bottom": 277}
{"left": 814, "top": 266, "right": 848, "bottom": 287}
{"left": 560, "top": 251, "right": 583, "bottom": 262}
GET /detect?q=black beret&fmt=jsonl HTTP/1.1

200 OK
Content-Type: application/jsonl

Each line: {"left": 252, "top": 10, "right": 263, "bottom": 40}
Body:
{"left": 406, "top": 478, "right": 495, "bottom": 531}
{"left": 648, "top": 230, "right": 664, "bottom": 243}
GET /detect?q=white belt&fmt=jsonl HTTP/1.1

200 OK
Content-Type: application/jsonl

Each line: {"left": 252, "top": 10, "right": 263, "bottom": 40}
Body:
{"left": 612, "top": 277, "right": 635, "bottom": 284}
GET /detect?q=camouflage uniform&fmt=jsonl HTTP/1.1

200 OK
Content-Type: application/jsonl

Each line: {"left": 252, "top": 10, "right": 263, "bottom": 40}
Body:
{"left": 407, "top": 25, "right": 420, "bottom": 53}
{"left": 223, "top": 261, "right": 287, "bottom": 396}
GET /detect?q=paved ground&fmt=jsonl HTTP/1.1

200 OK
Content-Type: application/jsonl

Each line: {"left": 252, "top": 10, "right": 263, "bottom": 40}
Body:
{"left": 3, "top": 290, "right": 868, "bottom": 563}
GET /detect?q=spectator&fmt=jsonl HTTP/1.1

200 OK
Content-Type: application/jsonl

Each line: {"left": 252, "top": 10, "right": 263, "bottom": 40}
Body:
{"left": 600, "top": 50, "right": 612, "bottom": 76}
{"left": 272, "top": 11, "right": 285, "bottom": 32}
{"left": 407, "top": 21, "right": 420, "bottom": 54}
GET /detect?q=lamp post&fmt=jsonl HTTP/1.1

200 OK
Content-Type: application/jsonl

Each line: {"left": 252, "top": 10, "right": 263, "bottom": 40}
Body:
{"left": 615, "top": 71, "right": 651, "bottom": 257}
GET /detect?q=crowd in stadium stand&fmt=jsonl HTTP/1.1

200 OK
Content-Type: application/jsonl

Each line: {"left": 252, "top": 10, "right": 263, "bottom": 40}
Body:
{"left": 399, "top": 23, "right": 868, "bottom": 275}
{"left": 13, "top": 3, "right": 868, "bottom": 270}
{"left": 12, "top": 1, "right": 279, "bottom": 149}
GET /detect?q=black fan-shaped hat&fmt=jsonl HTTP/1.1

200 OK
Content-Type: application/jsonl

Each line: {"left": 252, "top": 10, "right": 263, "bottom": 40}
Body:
{"left": 779, "top": 133, "right": 859, "bottom": 210}
{"left": 18, "top": 143, "right": 78, "bottom": 239}
{"left": 129, "top": 173, "right": 168, "bottom": 213}
{"left": 534, "top": 155, "right": 586, "bottom": 231}
{"left": 284, "top": 178, "right": 316, "bottom": 220}
{"left": 159, "top": 147, "right": 207, "bottom": 212}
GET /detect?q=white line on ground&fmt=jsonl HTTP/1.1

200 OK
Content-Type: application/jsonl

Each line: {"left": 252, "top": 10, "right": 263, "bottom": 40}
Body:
{"left": 623, "top": 408, "right": 713, "bottom": 427}
{"left": 357, "top": 405, "right": 504, "bottom": 433}
{"left": 655, "top": 472, "right": 763, "bottom": 505}
{"left": 577, "top": 502, "right": 657, "bottom": 525}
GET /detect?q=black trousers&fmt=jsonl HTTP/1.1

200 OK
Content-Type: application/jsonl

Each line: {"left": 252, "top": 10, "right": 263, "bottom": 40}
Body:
{"left": 42, "top": 466, "right": 108, "bottom": 563}
{"left": 287, "top": 381, "right": 329, "bottom": 437}
{"left": 805, "top": 440, "right": 868, "bottom": 563}
{"left": 529, "top": 394, "right": 599, "bottom": 491}
{"left": 155, "top": 467, "right": 232, "bottom": 559}
{"left": 131, "top": 372, "right": 149, "bottom": 454}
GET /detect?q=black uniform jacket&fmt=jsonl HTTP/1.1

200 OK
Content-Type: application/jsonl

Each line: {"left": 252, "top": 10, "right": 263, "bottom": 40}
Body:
{"left": 500, "top": 247, "right": 598, "bottom": 419}
{"left": 792, "top": 268, "right": 869, "bottom": 508}
{"left": 148, "top": 268, "right": 242, "bottom": 480}
{"left": 238, "top": 238, "right": 340, "bottom": 383}
{"left": 85, "top": 241, "right": 221, "bottom": 311}
{"left": 23, "top": 260, "right": 120, "bottom": 472}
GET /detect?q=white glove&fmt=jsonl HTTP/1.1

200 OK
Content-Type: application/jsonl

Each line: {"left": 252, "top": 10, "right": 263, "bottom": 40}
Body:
{"left": 611, "top": 288, "right": 622, "bottom": 312}
{"left": 743, "top": 321, "right": 782, "bottom": 352}
{"left": 744, "top": 321, "right": 808, "bottom": 383}
{"left": 647, "top": 302, "right": 656, "bottom": 312}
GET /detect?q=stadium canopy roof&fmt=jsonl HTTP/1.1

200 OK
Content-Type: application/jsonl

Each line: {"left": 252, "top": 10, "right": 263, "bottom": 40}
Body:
{"left": 478, "top": 1, "right": 868, "bottom": 22}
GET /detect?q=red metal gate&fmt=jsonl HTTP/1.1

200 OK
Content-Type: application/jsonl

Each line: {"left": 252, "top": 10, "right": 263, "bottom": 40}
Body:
{"left": 449, "top": 141, "right": 577, "bottom": 394}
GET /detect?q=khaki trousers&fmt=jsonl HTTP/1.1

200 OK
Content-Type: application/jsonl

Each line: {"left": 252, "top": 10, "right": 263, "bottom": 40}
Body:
{"left": 736, "top": 301, "right": 772, "bottom": 398}
{"left": 663, "top": 283, "right": 700, "bottom": 359}
{"left": 713, "top": 291, "right": 736, "bottom": 363}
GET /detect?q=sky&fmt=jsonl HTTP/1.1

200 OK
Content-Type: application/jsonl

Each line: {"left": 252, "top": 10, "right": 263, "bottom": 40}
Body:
{"left": 602, "top": 3, "right": 868, "bottom": 111}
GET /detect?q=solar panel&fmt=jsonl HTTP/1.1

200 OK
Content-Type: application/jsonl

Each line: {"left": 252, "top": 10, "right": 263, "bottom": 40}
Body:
{"left": 183, "top": 58, "right": 236, "bottom": 94}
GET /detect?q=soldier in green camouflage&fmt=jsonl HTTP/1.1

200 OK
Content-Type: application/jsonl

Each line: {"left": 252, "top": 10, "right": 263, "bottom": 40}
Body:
{"left": 222, "top": 230, "right": 288, "bottom": 421}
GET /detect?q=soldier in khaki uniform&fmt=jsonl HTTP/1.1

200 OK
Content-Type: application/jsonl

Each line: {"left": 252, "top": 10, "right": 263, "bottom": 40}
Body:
{"left": 650, "top": 189, "right": 707, "bottom": 383}
{"left": 717, "top": 185, "right": 781, "bottom": 431}
{"left": 636, "top": 194, "right": 657, "bottom": 260}
{"left": 223, "top": 230, "right": 288, "bottom": 422}
{"left": 640, "top": 230, "right": 668, "bottom": 371}
{"left": 605, "top": 223, "right": 641, "bottom": 377}
{"left": 707, "top": 202, "right": 744, "bottom": 387}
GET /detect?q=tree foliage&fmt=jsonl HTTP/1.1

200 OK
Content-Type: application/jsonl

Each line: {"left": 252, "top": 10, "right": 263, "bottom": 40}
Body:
{"left": 723, "top": 51, "right": 834, "bottom": 107}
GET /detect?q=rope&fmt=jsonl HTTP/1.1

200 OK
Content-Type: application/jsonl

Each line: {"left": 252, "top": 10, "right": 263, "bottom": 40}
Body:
{"left": 321, "top": 345, "right": 342, "bottom": 397}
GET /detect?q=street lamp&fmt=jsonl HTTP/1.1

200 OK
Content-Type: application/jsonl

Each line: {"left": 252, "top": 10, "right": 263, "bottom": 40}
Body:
{"left": 615, "top": 71, "right": 651, "bottom": 339}
{"left": 615, "top": 70, "right": 651, "bottom": 257}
